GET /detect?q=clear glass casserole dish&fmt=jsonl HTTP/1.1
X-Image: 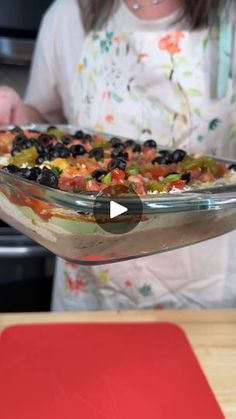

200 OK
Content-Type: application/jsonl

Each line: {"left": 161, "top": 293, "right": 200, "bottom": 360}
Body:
{"left": 0, "top": 124, "right": 236, "bottom": 265}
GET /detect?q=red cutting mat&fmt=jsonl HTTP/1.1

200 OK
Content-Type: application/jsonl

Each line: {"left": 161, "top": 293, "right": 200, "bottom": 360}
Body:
{"left": 0, "top": 323, "right": 224, "bottom": 419}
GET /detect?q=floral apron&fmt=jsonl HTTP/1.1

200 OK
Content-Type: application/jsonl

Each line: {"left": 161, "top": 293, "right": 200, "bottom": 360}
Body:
{"left": 52, "top": 8, "right": 236, "bottom": 311}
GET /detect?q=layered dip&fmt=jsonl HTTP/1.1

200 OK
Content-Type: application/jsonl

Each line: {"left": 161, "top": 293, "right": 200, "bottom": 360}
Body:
{"left": 0, "top": 125, "right": 236, "bottom": 264}
{"left": 0, "top": 126, "right": 236, "bottom": 194}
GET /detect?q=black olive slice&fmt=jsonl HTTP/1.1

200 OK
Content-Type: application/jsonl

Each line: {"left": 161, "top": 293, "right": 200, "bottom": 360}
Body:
{"left": 92, "top": 169, "right": 108, "bottom": 182}
{"left": 171, "top": 149, "right": 187, "bottom": 163}
{"left": 61, "top": 135, "right": 74, "bottom": 145}
{"left": 70, "top": 144, "right": 87, "bottom": 157}
{"left": 2, "top": 164, "right": 19, "bottom": 174}
{"left": 88, "top": 147, "right": 104, "bottom": 160}
{"left": 36, "top": 167, "right": 58, "bottom": 188}
{"left": 181, "top": 172, "right": 191, "bottom": 183}
{"left": 152, "top": 156, "right": 167, "bottom": 165}
{"left": 144, "top": 139, "right": 157, "bottom": 148}
{"left": 229, "top": 163, "right": 236, "bottom": 171}
{"left": 109, "top": 137, "right": 122, "bottom": 147}
{"left": 108, "top": 158, "right": 127, "bottom": 171}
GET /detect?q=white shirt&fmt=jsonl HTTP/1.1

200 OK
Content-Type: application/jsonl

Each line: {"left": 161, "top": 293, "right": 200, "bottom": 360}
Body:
{"left": 25, "top": 0, "right": 185, "bottom": 122}
{"left": 25, "top": 0, "right": 83, "bottom": 121}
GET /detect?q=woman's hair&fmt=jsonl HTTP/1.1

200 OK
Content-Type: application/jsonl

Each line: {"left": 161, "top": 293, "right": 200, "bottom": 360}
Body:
{"left": 78, "top": 0, "right": 224, "bottom": 32}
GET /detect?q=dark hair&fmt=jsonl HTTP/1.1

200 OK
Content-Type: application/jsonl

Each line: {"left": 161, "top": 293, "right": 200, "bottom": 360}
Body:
{"left": 78, "top": 0, "right": 225, "bottom": 32}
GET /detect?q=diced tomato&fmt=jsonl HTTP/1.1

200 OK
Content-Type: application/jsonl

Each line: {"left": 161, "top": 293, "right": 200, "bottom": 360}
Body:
{"left": 24, "top": 197, "right": 53, "bottom": 220}
{"left": 142, "top": 147, "right": 157, "bottom": 162}
{"left": 93, "top": 134, "right": 108, "bottom": 144}
{"left": 102, "top": 158, "right": 111, "bottom": 167}
{"left": 23, "top": 130, "right": 40, "bottom": 138}
{"left": 217, "top": 163, "right": 228, "bottom": 178}
{"left": 166, "top": 163, "right": 179, "bottom": 174}
{"left": 0, "top": 144, "right": 11, "bottom": 153}
{"left": 145, "top": 164, "right": 166, "bottom": 179}
{"left": 144, "top": 172, "right": 153, "bottom": 180}
{"left": 0, "top": 132, "right": 14, "bottom": 141}
{"left": 85, "top": 161, "right": 102, "bottom": 173}
{"left": 0, "top": 132, "right": 15, "bottom": 153}
{"left": 168, "top": 179, "right": 186, "bottom": 191}
{"left": 125, "top": 147, "right": 134, "bottom": 161}
{"left": 198, "top": 172, "right": 215, "bottom": 183}
{"left": 189, "top": 167, "right": 202, "bottom": 180}
{"left": 8, "top": 191, "right": 28, "bottom": 206}
{"left": 72, "top": 160, "right": 101, "bottom": 176}
{"left": 111, "top": 169, "right": 126, "bottom": 182}
{"left": 128, "top": 174, "right": 146, "bottom": 194}
{"left": 135, "top": 183, "right": 146, "bottom": 194}
{"left": 58, "top": 176, "right": 85, "bottom": 192}
{"left": 86, "top": 180, "right": 102, "bottom": 192}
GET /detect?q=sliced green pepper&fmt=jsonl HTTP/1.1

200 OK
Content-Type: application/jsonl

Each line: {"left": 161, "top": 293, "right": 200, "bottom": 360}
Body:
{"left": 126, "top": 164, "right": 140, "bottom": 176}
{"left": 102, "top": 172, "right": 112, "bottom": 185}
{"left": 164, "top": 173, "right": 181, "bottom": 183}
{"left": 147, "top": 180, "right": 165, "bottom": 192}
{"left": 10, "top": 147, "right": 38, "bottom": 167}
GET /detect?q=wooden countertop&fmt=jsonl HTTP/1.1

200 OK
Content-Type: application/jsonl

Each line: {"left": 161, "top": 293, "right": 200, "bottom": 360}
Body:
{"left": 0, "top": 309, "right": 236, "bottom": 419}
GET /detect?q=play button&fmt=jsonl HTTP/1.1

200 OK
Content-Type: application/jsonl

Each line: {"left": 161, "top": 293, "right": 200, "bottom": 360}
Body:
{"left": 93, "top": 185, "right": 143, "bottom": 235}
{"left": 110, "top": 201, "right": 128, "bottom": 219}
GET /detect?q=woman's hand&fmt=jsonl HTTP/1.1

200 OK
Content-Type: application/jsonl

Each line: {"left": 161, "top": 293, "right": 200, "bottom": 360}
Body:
{"left": 0, "top": 86, "right": 25, "bottom": 125}
{"left": 0, "top": 86, "right": 45, "bottom": 125}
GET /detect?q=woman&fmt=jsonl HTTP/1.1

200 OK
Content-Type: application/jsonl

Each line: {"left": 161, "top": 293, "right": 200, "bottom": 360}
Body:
{"left": 0, "top": 0, "right": 236, "bottom": 310}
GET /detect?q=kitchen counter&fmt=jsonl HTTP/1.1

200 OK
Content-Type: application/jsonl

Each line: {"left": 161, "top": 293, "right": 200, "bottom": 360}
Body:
{"left": 0, "top": 309, "right": 236, "bottom": 419}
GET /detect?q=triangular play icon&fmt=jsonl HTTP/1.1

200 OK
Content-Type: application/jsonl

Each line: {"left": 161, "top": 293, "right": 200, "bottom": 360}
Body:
{"left": 110, "top": 200, "right": 128, "bottom": 219}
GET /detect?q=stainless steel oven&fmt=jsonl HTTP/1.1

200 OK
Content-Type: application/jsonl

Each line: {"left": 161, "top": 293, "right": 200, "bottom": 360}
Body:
{"left": 0, "top": 0, "right": 53, "bottom": 64}
{"left": 0, "top": 1, "right": 56, "bottom": 311}
{"left": 0, "top": 220, "right": 55, "bottom": 312}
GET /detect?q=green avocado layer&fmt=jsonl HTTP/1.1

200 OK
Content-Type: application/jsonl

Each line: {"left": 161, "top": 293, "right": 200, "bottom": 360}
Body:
{"left": 19, "top": 206, "right": 42, "bottom": 223}
{"left": 0, "top": 193, "right": 132, "bottom": 236}
{"left": 19, "top": 205, "right": 103, "bottom": 234}
{"left": 49, "top": 216, "right": 103, "bottom": 234}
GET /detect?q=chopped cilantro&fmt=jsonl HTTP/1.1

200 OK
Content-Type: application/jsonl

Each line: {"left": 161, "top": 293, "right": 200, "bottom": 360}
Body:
{"left": 128, "top": 183, "right": 136, "bottom": 193}
{"left": 51, "top": 166, "right": 63, "bottom": 177}
{"left": 126, "top": 164, "right": 139, "bottom": 176}
{"left": 74, "top": 187, "right": 84, "bottom": 193}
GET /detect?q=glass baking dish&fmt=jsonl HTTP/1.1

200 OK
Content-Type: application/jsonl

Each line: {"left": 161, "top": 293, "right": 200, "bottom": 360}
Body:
{"left": 0, "top": 124, "right": 236, "bottom": 265}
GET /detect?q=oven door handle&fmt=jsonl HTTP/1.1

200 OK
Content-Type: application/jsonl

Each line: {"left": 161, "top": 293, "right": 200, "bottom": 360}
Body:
{"left": 0, "top": 246, "right": 51, "bottom": 258}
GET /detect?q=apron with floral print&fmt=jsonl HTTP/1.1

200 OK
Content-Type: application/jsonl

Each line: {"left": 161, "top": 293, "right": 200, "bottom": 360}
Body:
{"left": 52, "top": 19, "right": 236, "bottom": 311}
